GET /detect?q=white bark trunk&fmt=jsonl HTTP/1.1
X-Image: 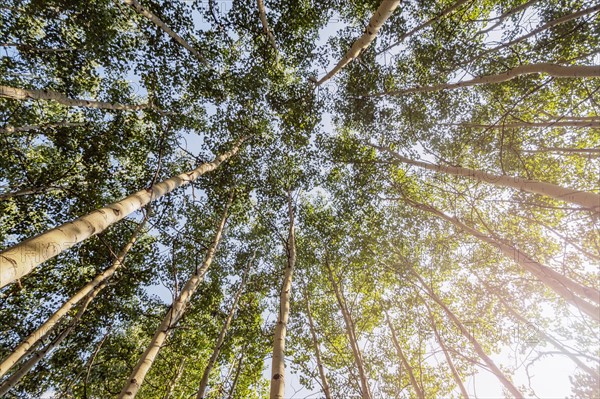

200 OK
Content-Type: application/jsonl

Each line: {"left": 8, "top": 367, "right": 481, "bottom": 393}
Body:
{"left": 373, "top": 144, "right": 600, "bottom": 212}
{"left": 269, "top": 193, "right": 296, "bottom": 399}
{"left": 257, "top": 0, "right": 278, "bottom": 56}
{"left": 453, "top": 121, "right": 600, "bottom": 129}
{"left": 0, "top": 218, "right": 146, "bottom": 378}
{"left": 118, "top": 194, "right": 232, "bottom": 398}
{"left": 0, "top": 85, "right": 153, "bottom": 111}
{"left": 370, "top": 64, "right": 600, "bottom": 96}
{"left": 0, "top": 286, "right": 99, "bottom": 396}
{"left": 315, "top": 0, "right": 401, "bottom": 85}
{"left": 0, "top": 138, "right": 245, "bottom": 289}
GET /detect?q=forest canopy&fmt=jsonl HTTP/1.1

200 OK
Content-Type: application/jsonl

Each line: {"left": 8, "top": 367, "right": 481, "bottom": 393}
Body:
{"left": 0, "top": 0, "right": 599, "bottom": 398}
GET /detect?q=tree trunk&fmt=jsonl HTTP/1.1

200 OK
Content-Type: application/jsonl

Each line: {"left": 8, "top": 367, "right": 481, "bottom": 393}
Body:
{"left": 118, "top": 194, "right": 233, "bottom": 399}
{"left": 372, "top": 144, "right": 600, "bottom": 212}
{"left": 0, "top": 85, "right": 155, "bottom": 111}
{"left": 163, "top": 358, "right": 186, "bottom": 399}
{"left": 257, "top": 0, "right": 278, "bottom": 56}
{"left": 413, "top": 272, "right": 524, "bottom": 398}
{"left": 462, "top": 5, "right": 600, "bottom": 67}
{"left": 0, "top": 217, "right": 147, "bottom": 378}
{"left": 382, "top": 307, "right": 424, "bottom": 399}
{"left": 0, "top": 286, "right": 99, "bottom": 396}
{"left": 197, "top": 252, "right": 255, "bottom": 399}
{"left": 269, "top": 192, "right": 296, "bottom": 399}
{"left": 325, "top": 260, "right": 372, "bottom": 399}
{"left": 452, "top": 121, "right": 600, "bottom": 129}
{"left": 0, "top": 185, "right": 68, "bottom": 201}
{"left": 0, "top": 121, "right": 85, "bottom": 134}
{"left": 314, "top": 0, "right": 401, "bottom": 86}
{"left": 305, "top": 292, "right": 332, "bottom": 399}
{"left": 0, "top": 137, "right": 245, "bottom": 289}
{"left": 404, "top": 198, "right": 600, "bottom": 320}
{"left": 426, "top": 305, "right": 470, "bottom": 399}
{"left": 370, "top": 63, "right": 600, "bottom": 96}
{"left": 122, "top": 0, "right": 207, "bottom": 65}
{"left": 377, "top": 0, "right": 471, "bottom": 54}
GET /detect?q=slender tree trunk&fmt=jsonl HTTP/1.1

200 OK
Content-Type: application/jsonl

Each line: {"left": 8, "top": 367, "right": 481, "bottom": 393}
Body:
{"left": 0, "top": 218, "right": 147, "bottom": 378}
{"left": 118, "top": 194, "right": 233, "bottom": 399}
{"left": 0, "top": 137, "right": 245, "bottom": 289}
{"left": 325, "top": 260, "right": 372, "bottom": 399}
{"left": 197, "top": 252, "right": 254, "bottom": 399}
{"left": 462, "top": 5, "right": 600, "bottom": 67}
{"left": 485, "top": 281, "right": 600, "bottom": 381}
{"left": 269, "top": 192, "right": 296, "bottom": 399}
{"left": 377, "top": 0, "right": 471, "bottom": 54}
{"left": 403, "top": 198, "right": 600, "bottom": 320}
{"left": 227, "top": 351, "right": 245, "bottom": 399}
{"left": 413, "top": 272, "right": 524, "bottom": 398}
{"left": 314, "top": 0, "right": 401, "bottom": 86}
{"left": 122, "top": 0, "right": 207, "bottom": 65}
{"left": 257, "top": 0, "right": 278, "bottom": 56}
{"left": 163, "top": 358, "right": 186, "bottom": 399}
{"left": 305, "top": 292, "right": 332, "bottom": 399}
{"left": 382, "top": 307, "right": 424, "bottom": 399}
{"left": 0, "top": 85, "right": 154, "bottom": 111}
{"left": 452, "top": 121, "right": 600, "bottom": 129}
{"left": 0, "top": 121, "right": 85, "bottom": 134}
{"left": 425, "top": 305, "right": 470, "bottom": 399}
{"left": 1, "top": 42, "right": 78, "bottom": 53}
{"left": 372, "top": 144, "right": 600, "bottom": 212}
{"left": 0, "top": 286, "right": 100, "bottom": 396}
{"left": 370, "top": 63, "right": 600, "bottom": 96}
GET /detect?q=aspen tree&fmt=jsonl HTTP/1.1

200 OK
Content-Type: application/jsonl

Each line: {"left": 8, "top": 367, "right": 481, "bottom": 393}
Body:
{"left": 314, "top": 0, "right": 401, "bottom": 85}
{"left": 0, "top": 138, "right": 245, "bottom": 289}
{"left": 369, "top": 64, "right": 600, "bottom": 96}
{"left": 412, "top": 271, "right": 524, "bottom": 398}
{"left": 118, "top": 194, "right": 233, "bottom": 398}
{"left": 269, "top": 192, "right": 296, "bottom": 399}
{"left": 372, "top": 144, "right": 600, "bottom": 212}
{"left": 403, "top": 198, "right": 600, "bottom": 320}
{"left": 0, "top": 216, "right": 147, "bottom": 378}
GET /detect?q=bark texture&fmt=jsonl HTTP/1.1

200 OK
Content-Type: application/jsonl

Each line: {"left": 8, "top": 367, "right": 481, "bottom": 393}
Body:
{"left": 269, "top": 193, "right": 296, "bottom": 399}
{"left": 315, "top": 0, "right": 401, "bottom": 85}
{"left": 0, "top": 138, "right": 245, "bottom": 289}
{"left": 0, "top": 218, "right": 146, "bottom": 378}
